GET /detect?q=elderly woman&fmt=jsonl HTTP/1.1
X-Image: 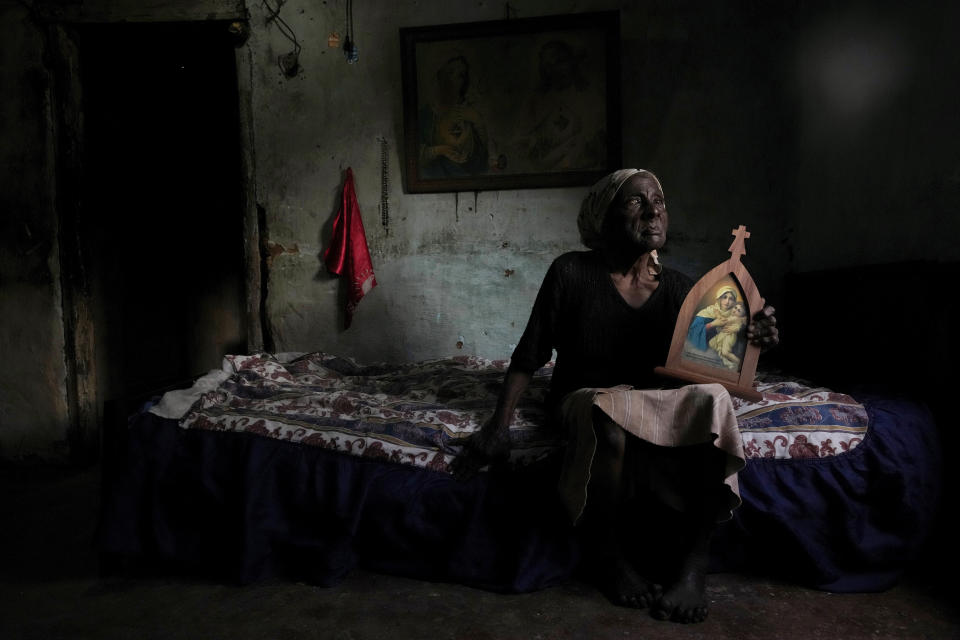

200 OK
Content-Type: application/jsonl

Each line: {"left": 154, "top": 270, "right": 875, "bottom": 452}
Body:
{"left": 454, "top": 169, "right": 778, "bottom": 624}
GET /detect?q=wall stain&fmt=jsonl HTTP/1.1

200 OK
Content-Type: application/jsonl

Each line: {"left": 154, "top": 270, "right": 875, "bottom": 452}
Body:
{"left": 265, "top": 241, "right": 300, "bottom": 266}
{"left": 503, "top": 269, "right": 514, "bottom": 277}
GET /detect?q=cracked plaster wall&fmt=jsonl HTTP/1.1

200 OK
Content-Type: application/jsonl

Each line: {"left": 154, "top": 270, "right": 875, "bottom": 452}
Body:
{"left": 249, "top": 0, "right": 796, "bottom": 364}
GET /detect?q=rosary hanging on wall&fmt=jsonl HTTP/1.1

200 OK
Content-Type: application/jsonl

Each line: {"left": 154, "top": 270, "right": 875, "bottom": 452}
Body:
{"left": 379, "top": 137, "right": 390, "bottom": 233}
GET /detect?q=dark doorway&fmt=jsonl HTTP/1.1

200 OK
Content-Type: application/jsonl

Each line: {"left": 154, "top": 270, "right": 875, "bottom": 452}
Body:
{"left": 77, "top": 21, "right": 247, "bottom": 405}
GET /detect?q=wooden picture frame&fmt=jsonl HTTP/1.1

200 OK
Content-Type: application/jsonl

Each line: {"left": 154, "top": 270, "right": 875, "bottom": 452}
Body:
{"left": 399, "top": 11, "right": 621, "bottom": 193}
{"left": 655, "top": 226, "right": 765, "bottom": 401}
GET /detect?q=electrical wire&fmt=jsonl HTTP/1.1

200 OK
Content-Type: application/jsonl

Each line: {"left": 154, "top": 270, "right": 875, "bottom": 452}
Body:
{"left": 343, "top": 0, "right": 358, "bottom": 63}
{"left": 262, "top": 0, "right": 301, "bottom": 73}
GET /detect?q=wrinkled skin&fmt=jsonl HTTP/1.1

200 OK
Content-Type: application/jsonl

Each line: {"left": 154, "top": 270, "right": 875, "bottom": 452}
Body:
{"left": 449, "top": 415, "right": 512, "bottom": 480}
{"left": 748, "top": 304, "right": 779, "bottom": 350}
{"left": 451, "top": 370, "right": 532, "bottom": 481}
{"left": 605, "top": 172, "right": 669, "bottom": 256}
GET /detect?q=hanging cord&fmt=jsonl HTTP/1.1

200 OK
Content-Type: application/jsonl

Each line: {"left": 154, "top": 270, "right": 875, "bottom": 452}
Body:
{"left": 379, "top": 138, "right": 390, "bottom": 232}
{"left": 343, "top": 0, "right": 359, "bottom": 63}
{"left": 263, "top": 0, "right": 301, "bottom": 76}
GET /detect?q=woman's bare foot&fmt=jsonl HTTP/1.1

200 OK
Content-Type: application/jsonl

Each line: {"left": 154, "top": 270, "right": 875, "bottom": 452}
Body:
{"left": 652, "top": 564, "right": 708, "bottom": 623}
{"left": 595, "top": 555, "right": 662, "bottom": 609}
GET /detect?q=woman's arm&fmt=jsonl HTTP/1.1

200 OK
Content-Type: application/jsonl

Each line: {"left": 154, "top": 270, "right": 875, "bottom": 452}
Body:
{"left": 489, "top": 369, "right": 533, "bottom": 432}
{"left": 452, "top": 259, "right": 561, "bottom": 480}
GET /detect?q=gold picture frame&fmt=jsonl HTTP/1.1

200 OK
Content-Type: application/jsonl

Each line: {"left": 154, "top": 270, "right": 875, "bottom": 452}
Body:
{"left": 399, "top": 11, "right": 622, "bottom": 193}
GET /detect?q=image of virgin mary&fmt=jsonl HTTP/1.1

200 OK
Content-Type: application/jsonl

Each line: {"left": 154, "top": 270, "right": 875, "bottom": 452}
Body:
{"left": 687, "top": 285, "right": 740, "bottom": 350}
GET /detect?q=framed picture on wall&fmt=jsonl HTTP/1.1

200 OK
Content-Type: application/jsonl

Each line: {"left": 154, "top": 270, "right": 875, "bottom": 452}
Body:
{"left": 399, "top": 11, "right": 621, "bottom": 193}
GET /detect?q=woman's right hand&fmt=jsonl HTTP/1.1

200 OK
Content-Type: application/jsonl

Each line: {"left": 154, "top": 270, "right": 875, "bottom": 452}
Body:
{"left": 450, "top": 418, "right": 511, "bottom": 481}
{"left": 451, "top": 369, "right": 531, "bottom": 481}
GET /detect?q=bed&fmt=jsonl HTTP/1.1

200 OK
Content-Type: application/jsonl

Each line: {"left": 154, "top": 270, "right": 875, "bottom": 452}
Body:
{"left": 97, "top": 348, "right": 942, "bottom": 594}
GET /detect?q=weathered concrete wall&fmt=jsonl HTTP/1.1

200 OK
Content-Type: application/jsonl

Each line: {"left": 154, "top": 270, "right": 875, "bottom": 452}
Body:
{"left": 0, "top": 4, "right": 71, "bottom": 459}
{"left": 249, "top": 0, "right": 796, "bottom": 363}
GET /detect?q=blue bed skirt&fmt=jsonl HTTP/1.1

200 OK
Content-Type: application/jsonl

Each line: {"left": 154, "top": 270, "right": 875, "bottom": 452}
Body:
{"left": 98, "top": 391, "right": 941, "bottom": 593}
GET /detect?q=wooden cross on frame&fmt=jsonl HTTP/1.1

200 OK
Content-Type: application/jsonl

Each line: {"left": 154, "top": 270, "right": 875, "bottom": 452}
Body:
{"left": 728, "top": 225, "right": 749, "bottom": 261}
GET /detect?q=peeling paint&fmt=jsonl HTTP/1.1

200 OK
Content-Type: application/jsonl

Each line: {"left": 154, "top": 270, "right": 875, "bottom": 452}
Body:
{"left": 265, "top": 241, "right": 300, "bottom": 266}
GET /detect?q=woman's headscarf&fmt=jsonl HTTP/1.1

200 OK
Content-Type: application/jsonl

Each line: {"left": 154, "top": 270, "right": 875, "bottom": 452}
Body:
{"left": 577, "top": 168, "right": 663, "bottom": 250}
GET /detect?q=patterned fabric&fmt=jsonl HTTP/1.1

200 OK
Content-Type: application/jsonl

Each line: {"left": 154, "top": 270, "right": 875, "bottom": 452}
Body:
{"left": 178, "top": 353, "right": 869, "bottom": 473}
{"left": 180, "top": 352, "right": 558, "bottom": 474}
{"left": 733, "top": 378, "right": 869, "bottom": 459}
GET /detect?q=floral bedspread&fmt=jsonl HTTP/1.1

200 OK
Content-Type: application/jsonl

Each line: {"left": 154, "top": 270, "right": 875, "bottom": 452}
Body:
{"left": 734, "top": 378, "right": 868, "bottom": 459}
{"left": 181, "top": 352, "right": 558, "bottom": 474}
{"left": 179, "top": 353, "right": 868, "bottom": 473}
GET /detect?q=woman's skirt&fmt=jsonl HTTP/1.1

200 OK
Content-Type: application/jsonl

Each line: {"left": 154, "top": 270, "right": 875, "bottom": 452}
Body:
{"left": 557, "top": 383, "right": 745, "bottom": 524}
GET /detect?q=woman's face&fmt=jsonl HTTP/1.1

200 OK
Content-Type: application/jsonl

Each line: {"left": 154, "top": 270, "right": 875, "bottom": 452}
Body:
{"left": 604, "top": 172, "right": 668, "bottom": 252}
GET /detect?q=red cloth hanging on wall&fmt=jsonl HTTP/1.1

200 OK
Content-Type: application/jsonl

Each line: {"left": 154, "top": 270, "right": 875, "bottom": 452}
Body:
{"left": 324, "top": 167, "right": 377, "bottom": 328}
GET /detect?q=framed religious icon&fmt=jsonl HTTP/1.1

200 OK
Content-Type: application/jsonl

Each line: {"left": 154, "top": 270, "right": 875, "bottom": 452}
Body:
{"left": 399, "top": 11, "right": 621, "bottom": 193}
{"left": 655, "top": 226, "right": 765, "bottom": 401}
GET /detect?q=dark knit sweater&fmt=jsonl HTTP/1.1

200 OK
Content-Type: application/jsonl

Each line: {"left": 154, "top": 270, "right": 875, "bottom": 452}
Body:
{"left": 510, "top": 250, "right": 694, "bottom": 410}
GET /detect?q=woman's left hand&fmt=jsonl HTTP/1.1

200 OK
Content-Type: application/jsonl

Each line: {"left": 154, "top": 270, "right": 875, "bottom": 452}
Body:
{"left": 747, "top": 305, "right": 779, "bottom": 350}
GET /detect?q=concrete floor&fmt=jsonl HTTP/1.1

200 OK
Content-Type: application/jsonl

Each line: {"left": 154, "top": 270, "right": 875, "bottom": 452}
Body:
{"left": 2, "top": 465, "right": 958, "bottom": 640}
